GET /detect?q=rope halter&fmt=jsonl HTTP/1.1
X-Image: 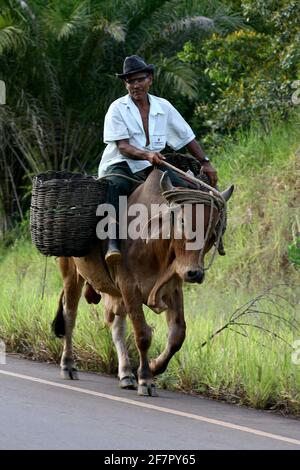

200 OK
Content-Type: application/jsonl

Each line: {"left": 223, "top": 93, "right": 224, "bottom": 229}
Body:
{"left": 160, "top": 172, "right": 227, "bottom": 272}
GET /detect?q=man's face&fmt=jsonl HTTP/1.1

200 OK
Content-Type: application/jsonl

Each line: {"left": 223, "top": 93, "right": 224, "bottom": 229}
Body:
{"left": 124, "top": 73, "right": 153, "bottom": 101}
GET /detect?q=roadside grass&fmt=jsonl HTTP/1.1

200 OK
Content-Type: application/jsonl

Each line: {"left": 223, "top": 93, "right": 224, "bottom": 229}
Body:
{"left": 0, "top": 252, "right": 299, "bottom": 414}
{"left": 211, "top": 112, "right": 299, "bottom": 289}
{"left": 150, "top": 286, "right": 300, "bottom": 414}
{"left": 0, "top": 114, "right": 299, "bottom": 414}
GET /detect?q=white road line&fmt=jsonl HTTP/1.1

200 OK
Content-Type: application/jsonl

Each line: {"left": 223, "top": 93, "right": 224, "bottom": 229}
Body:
{"left": 0, "top": 368, "right": 299, "bottom": 447}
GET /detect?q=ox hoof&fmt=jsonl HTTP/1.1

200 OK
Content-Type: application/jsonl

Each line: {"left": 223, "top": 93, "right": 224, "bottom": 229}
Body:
{"left": 61, "top": 367, "right": 79, "bottom": 380}
{"left": 138, "top": 383, "right": 158, "bottom": 397}
{"left": 120, "top": 376, "right": 137, "bottom": 390}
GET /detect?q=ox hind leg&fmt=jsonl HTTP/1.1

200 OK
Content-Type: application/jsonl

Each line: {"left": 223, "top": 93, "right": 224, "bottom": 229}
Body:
{"left": 104, "top": 299, "right": 137, "bottom": 389}
{"left": 150, "top": 287, "right": 186, "bottom": 376}
{"left": 52, "top": 257, "right": 84, "bottom": 380}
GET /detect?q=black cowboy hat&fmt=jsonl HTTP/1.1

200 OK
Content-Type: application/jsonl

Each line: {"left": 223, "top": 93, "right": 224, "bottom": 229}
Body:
{"left": 117, "top": 55, "right": 154, "bottom": 79}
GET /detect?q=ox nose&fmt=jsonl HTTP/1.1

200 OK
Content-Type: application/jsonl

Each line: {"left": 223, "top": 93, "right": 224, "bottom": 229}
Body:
{"left": 185, "top": 270, "right": 205, "bottom": 283}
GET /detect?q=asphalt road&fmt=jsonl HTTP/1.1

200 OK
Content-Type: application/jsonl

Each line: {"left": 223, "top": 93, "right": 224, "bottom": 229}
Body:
{"left": 0, "top": 355, "right": 299, "bottom": 450}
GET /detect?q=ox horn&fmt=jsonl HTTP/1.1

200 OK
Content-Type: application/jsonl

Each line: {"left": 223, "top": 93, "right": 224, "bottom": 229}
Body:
{"left": 221, "top": 185, "right": 234, "bottom": 202}
{"left": 160, "top": 172, "right": 174, "bottom": 193}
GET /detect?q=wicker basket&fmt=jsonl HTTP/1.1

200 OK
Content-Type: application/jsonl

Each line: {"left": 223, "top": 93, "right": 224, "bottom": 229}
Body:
{"left": 30, "top": 171, "right": 108, "bottom": 257}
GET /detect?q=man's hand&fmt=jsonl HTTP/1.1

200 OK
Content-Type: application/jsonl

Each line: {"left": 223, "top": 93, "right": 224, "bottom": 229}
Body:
{"left": 146, "top": 152, "right": 166, "bottom": 165}
{"left": 201, "top": 162, "right": 218, "bottom": 187}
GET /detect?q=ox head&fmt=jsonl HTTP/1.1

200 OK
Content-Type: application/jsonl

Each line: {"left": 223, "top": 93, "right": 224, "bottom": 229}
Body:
{"left": 159, "top": 172, "right": 234, "bottom": 284}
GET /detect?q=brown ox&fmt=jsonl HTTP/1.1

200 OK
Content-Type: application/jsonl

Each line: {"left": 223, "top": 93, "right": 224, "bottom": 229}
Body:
{"left": 53, "top": 169, "right": 233, "bottom": 396}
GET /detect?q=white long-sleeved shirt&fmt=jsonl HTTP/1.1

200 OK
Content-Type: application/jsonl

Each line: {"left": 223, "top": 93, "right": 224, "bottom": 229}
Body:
{"left": 98, "top": 93, "right": 195, "bottom": 177}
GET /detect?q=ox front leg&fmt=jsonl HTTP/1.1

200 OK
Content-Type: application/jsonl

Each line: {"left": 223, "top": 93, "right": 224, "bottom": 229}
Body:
{"left": 150, "top": 288, "right": 186, "bottom": 376}
{"left": 129, "top": 308, "right": 158, "bottom": 397}
{"left": 106, "top": 311, "right": 137, "bottom": 390}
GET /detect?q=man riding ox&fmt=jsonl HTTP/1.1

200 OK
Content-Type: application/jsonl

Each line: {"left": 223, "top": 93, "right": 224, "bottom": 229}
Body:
{"left": 97, "top": 55, "right": 218, "bottom": 263}
{"left": 52, "top": 56, "right": 233, "bottom": 396}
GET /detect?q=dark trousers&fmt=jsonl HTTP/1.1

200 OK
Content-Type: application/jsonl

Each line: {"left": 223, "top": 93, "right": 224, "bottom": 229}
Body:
{"left": 102, "top": 161, "right": 190, "bottom": 220}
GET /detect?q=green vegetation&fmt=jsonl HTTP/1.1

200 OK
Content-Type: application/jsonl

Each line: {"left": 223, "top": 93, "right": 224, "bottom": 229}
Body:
{"left": 1, "top": 0, "right": 300, "bottom": 229}
{"left": 0, "top": 115, "right": 299, "bottom": 414}
{"left": 179, "top": 0, "right": 300, "bottom": 145}
{"left": 0, "top": 0, "right": 299, "bottom": 413}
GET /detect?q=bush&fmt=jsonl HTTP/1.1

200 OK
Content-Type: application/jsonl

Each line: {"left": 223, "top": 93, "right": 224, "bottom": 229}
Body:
{"left": 178, "top": 1, "right": 300, "bottom": 145}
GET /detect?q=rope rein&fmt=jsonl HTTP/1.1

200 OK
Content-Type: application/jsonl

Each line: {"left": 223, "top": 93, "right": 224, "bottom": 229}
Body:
{"left": 99, "top": 172, "right": 145, "bottom": 185}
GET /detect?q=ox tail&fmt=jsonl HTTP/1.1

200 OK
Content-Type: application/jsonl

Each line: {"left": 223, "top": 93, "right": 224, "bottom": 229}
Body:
{"left": 52, "top": 289, "right": 65, "bottom": 338}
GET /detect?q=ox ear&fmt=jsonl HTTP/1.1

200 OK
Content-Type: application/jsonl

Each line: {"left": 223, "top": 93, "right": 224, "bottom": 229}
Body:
{"left": 221, "top": 185, "right": 234, "bottom": 202}
{"left": 160, "top": 172, "right": 174, "bottom": 194}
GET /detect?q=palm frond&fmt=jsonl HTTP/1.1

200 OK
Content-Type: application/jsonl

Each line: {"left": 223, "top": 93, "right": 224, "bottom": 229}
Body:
{"left": 213, "top": 11, "right": 247, "bottom": 34}
{"left": 0, "top": 11, "right": 26, "bottom": 54}
{"left": 154, "top": 56, "right": 198, "bottom": 100}
{"left": 127, "top": 0, "right": 245, "bottom": 55}
{"left": 93, "top": 19, "right": 126, "bottom": 42}
{"left": 43, "top": 0, "right": 90, "bottom": 41}
{"left": 162, "top": 15, "right": 214, "bottom": 38}
{"left": 14, "top": 0, "right": 36, "bottom": 20}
